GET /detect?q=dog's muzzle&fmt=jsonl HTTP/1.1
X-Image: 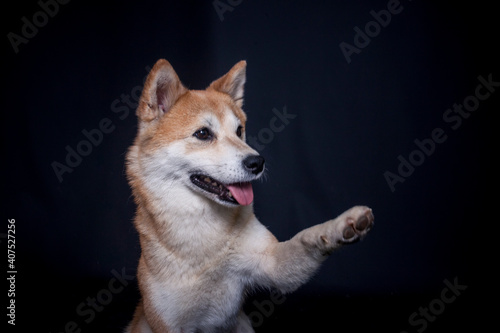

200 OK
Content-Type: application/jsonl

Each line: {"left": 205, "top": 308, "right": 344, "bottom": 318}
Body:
{"left": 189, "top": 154, "right": 265, "bottom": 206}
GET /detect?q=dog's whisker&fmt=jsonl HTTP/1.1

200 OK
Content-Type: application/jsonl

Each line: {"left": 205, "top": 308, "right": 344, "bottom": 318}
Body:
{"left": 124, "top": 59, "right": 372, "bottom": 332}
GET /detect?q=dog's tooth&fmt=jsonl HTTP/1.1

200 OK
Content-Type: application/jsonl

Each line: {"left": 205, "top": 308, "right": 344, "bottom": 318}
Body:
{"left": 212, "top": 181, "right": 218, "bottom": 187}
{"left": 204, "top": 177, "right": 210, "bottom": 183}
{"left": 228, "top": 192, "right": 233, "bottom": 197}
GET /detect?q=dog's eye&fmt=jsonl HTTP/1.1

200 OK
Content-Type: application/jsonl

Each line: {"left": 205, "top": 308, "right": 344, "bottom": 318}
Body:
{"left": 193, "top": 128, "right": 213, "bottom": 141}
{"left": 236, "top": 126, "right": 243, "bottom": 138}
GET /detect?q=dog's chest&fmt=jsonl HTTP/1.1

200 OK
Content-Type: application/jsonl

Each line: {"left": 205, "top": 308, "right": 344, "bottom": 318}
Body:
{"left": 148, "top": 264, "right": 246, "bottom": 331}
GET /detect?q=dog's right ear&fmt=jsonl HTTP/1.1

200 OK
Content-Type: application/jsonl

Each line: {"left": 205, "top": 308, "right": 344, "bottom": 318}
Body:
{"left": 136, "top": 59, "right": 187, "bottom": 122}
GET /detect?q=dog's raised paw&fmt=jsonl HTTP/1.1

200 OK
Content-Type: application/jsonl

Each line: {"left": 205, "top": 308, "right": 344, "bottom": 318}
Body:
{"left": 339, "top": 206, "right": 374, "bottom": 244}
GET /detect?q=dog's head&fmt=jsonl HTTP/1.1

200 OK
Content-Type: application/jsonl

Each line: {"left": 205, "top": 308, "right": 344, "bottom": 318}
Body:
{"left": 127, "top": 59, "right": 265, "bottom": 208}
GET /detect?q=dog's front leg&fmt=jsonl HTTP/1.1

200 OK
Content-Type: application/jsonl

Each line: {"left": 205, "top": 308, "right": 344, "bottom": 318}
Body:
{"left": 254, "top": 206, "right": 374, "bottom": 293}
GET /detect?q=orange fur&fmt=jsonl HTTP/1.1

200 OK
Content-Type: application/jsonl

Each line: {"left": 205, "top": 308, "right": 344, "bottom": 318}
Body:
{"left": 124, "top": 59, "right": 374, "bottom": 333}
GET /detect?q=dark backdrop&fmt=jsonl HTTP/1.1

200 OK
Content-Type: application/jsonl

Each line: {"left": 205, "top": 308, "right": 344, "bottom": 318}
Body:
{"left": 3, "top": 0, "right": 497, "bottom": 332}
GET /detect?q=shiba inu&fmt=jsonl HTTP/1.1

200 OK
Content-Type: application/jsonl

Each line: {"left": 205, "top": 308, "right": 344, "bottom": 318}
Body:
{"left": 125, "top": 59, "right": 374, "bottom": 333}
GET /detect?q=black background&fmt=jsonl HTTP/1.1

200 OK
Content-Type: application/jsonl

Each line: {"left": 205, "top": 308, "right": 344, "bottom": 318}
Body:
{"left": 2, "top": 0, "right": 497, "bottom": 332}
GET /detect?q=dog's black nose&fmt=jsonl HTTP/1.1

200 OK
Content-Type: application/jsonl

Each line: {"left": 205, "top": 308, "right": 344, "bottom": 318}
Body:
{"left": 243, "top": 155, "right": 265, "bottom": 175}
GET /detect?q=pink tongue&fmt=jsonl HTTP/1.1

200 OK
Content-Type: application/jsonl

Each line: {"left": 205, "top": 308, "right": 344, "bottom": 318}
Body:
{"left": 227, "top": 182, "right": 254, "bottom": 206}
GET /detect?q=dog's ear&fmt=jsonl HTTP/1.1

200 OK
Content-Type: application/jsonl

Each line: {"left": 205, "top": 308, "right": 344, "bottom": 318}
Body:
{"left": 137, "top": 59, "right": 187, "bottom": 122}
{"left": 209, "top": 60, "right": 246, "bottom": 108}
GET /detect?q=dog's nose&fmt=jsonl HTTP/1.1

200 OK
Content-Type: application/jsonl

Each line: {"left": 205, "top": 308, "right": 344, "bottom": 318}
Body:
{"left": 242, "top": 155, "right": 265, "bottom": 175}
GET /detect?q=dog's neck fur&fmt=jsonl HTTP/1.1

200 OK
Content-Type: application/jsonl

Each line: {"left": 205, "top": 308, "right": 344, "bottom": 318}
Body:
{"left": 128, "top": 145, "right": 255, "bottom": 272}
{"left": 124, "top": 59, "right": 374, "bottom": 333}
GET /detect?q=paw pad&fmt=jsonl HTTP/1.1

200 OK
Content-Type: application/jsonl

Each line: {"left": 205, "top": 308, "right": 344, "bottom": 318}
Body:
{"left": 341, "top": 208, "right": 374, "bottom": 243}
{"left": 343, "top": 223, "right": 356, "bottom": 239}
{"left": 355, "top": 214, "right": 371, "bottom": 231}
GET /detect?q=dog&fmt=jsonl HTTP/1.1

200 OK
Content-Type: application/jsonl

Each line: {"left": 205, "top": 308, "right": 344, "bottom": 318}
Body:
{"left": 124, "top": 59, "right": 374, "bottom": 333}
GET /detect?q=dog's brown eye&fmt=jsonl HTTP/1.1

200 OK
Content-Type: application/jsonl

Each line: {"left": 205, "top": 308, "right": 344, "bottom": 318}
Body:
{"left": 193, "top": 128, "right": 213, "bottom": 141}
{"left": 236, "top": 126, "right": 243, "bottom": 138}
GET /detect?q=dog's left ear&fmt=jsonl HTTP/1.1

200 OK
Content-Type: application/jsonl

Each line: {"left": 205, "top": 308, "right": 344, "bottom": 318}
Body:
{"left": 209, "top": 61, "right": 246, "bottom": 108}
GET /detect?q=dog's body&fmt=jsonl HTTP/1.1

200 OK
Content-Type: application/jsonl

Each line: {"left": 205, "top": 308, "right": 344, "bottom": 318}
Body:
{"left": 125, "top": 59, "right": 374, "bottom": 333}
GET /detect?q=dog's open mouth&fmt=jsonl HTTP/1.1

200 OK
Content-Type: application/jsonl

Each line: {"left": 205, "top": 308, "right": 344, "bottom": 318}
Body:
{"left": 190, "top": 175, "right": 254, "bottom": 206}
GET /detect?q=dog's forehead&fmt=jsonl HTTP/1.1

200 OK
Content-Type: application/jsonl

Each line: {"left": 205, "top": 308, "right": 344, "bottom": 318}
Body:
{"left": 189, "top": 90, "right": 246, "bottom": 126}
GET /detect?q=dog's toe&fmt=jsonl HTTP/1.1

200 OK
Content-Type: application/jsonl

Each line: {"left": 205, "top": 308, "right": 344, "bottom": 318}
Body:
{"left": 339, "top": 207, "right": 374, "bottom": 244}
{"left": 342, "top": 224, "right": 356, "bottom": 240}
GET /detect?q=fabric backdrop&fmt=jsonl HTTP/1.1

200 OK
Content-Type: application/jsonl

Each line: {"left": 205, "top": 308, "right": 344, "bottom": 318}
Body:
{"left": 3, "top": 0, "right": 496, "bottom": 331}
